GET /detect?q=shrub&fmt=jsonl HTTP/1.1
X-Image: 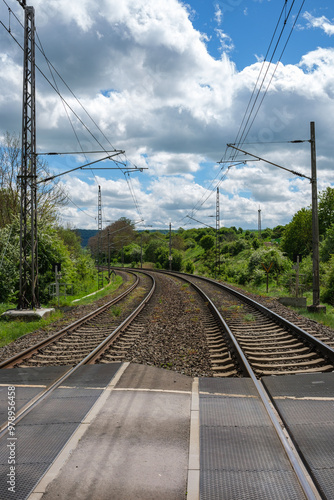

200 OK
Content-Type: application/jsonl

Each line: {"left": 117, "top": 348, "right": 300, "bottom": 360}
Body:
{"left": 185, "top": 261, "right": 195, "bottom": 274}
{"left": 321, "top": 255, "right": 334, "bottom": 304}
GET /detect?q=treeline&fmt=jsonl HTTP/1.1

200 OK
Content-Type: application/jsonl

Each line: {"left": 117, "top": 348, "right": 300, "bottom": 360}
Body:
{"left": 87, "top": 186, "right": 334, "bottom": 306}
{"left": 2, "top": 130, "right": 334, "bottom": 307}
{"left": 0, "top": 133, "right": 98, "bottom": 304}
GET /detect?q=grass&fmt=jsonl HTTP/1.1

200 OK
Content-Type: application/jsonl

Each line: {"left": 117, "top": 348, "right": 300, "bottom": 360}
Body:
{"left": 291, "top": 304, "right": 334, "bottom": 330}
{"left": 244, "top": 313, "right": 256, "bottom": 322}
{"left": 110, "top": 306, "right": 122, "bottom": 317}
{"left": 0, "top": 276, "right": 123, "bottom": 348}
{"left": 0, "top": 306, "right": 63, "bottom": 348}
{"left": 226, "top": 280, "right": 334, "bottom": 330}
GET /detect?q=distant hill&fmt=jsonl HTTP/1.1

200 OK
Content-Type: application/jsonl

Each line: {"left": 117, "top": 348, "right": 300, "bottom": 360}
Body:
{"left": 75, "top": 229, "right": 98, "bottom": 247}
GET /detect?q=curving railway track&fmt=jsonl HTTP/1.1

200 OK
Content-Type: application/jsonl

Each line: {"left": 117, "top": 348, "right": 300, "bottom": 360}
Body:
{"left": 1, "top": 268, "right": 334, "bottom": 378}
{"left": 1, "top": 269, "right": 333, "bottom": 500}
{"left": 0, "top": 270, "right": 153, "bottom": 369}
{"left": 182, "top": 273, "right": 334, "bottom": 377}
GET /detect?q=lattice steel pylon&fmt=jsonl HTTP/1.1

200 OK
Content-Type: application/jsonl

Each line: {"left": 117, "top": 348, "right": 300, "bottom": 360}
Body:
{"left": 258, "top": 207, "right": 262, "bottom": 239}
{"left": 97, "top": 186, "right": 104, "bottom": 289}
{"left": 18, "top": 4, "right": 39, "bottom": 309}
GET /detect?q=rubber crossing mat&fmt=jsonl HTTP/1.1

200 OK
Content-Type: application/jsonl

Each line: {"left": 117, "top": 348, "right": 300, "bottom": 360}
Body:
{"left": 263, "top": 373, "right": 334, "bottom": 500}
{"left": 199, "top": 377, "right": 306, "bottom": 500}
{"left": 0, "top": 364, "right": 121, "bottom": 500}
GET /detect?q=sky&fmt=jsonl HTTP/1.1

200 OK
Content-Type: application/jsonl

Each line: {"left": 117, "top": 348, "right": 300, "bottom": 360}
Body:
{"left": 1, "top": 0, "right": 334, "bottom": 231}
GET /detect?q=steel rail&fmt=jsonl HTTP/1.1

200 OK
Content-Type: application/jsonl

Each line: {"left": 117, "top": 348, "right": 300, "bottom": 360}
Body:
{"left": 0, "top": 270, "right": 155, "bottom": 439}
{"left": 159, "top": 271, "right": 249, "bottom": 377}
{"left": 148, "top": 269, "right": 319, "bottom": 500}
{"left": 168, "top": 270, "right": 334, "bottom": 363}
{"left": 84, "top": 271, "right": 156, "bottom": 364}
{"left": 0, "top": 271, "right": 139, "bottom": 369}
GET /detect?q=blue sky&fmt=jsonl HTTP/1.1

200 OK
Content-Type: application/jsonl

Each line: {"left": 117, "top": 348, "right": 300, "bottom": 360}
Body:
{"left": 1, "top": 0, "right": 334, "bottom": 230}
{"left": 190, "top": 1, "right": 334, "bottom": 67}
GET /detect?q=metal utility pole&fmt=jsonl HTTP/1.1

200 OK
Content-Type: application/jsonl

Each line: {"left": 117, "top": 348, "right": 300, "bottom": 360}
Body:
{"left": 97, "top": 186, "right": 104, "bottom": 289}
{"left": 309, "top": 121, "right": 321, "bottom": 311}
{"left": 107, "top": 229, "right": 110, "bottom": 278}
{"left": 227, "top": 120, "right": 324, "bottom": 312}
{"left": 169, "top": 223, "right": 172, "bottom": 271}
{"left": 216, "top": 187, "right": 220, "bottom": 278}
{"left": 18, "top": 1, "right": 39, "bottom": 309}
{"left": 258, "top": 207, "right": 262, "bottom": 239}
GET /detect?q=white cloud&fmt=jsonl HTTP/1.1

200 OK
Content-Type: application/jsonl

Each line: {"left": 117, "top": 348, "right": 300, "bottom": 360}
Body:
{"left": 215, "top": 29, "right": 234, "bottom": 53}
{"left": 215, "top": 4, "right": 223, "bottom": 26}
{"left": 303, "top": 12, "right": 334, "bottom": 36}
{"left": 1, "top": 1, "right": 334, "bottom": 230}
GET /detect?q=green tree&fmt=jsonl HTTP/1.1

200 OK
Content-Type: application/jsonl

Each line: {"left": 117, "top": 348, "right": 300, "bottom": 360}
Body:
{"left": 281, "top": 208, "right": 312, "bottom": 261}
{"left": 261, "top": 228, "right": 272, "bottom": 239}
{"left": 154, "top": 247, "right": 183, "bottom": 271}
{"left": 318, "top": 187, "right": 334, "bottom": 235}
{"left": 252, "top": 238, "right": 261, "bottom": 250}
{"left": 0, "top": 131, "right": 67, "bottom": 228}
{"left": 320, "top": 223, "right": 334, "bottom": 262}
{"left": 144, "top": 239, "right": 166, "bottom": 262}
{"left": 57, "top": 227, "right": 82, "bottom": 258}
{"left": 248, "top": 247, "right": 291, "bottom": 283}
{"left": 185, "top": 261, "right": 195, "bottom": 274}
{"left": 272, "top": 225, "right": 285, "bottom": 240}
{"left": 321, "top": 254, "right": 334, "bottom": 305}
{"left": 199, "top": 234, "right": 215, "bottom": 251}
{"left": 88, "top": 217, "right": 135, "bottom": 258}
{"left": 0, "top": 217, "right": 97, "bottom": 304}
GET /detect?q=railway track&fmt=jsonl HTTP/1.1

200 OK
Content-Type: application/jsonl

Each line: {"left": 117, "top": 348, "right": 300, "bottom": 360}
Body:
{"left": 1, "top": 269, "right": 333, "bottom": 500}
{"left": 94, "top": 272, "right": 241, "bottom": 376}
{"left": 0, "top": 270, "right": 153, "bottom": 369}
{"left": 1, "top": 269, "right": 333, "bottom": 378}
{"left": 175, "top": 272, "right": 334, "bottom": 377}
{"left": 96, "top": 269, "right": 334, "bottom": 378}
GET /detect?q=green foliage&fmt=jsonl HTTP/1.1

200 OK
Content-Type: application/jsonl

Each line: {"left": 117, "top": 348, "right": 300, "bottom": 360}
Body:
{"left": 222, "top": 239, "right": 249, "bottom": 256}
{"left": 318, "top": 187, "right": 334, "bottom": 236}
{"left": 248, "top": 247, "right": 290, "bottom": 285}
{"left": 122, "top": 243, "right": 141, "bottom": 264}
{"left": 272, "top": 225, "right": 285, "bottom": 239}
{"left": 57, "top": 227, "right": 82, "bottom": 257}
{"left": 281, "top": 207, "right": 312, "bottom": 260}
{"left": 154, "top": 247, "right": 183, "bottom": 271}
{"left": 199, "top": 234, "right": 215, "bottom": 251}
{"left": 184, "top": 238, "right": 196, "bottom": 250}
{"left": 144, "top": 239, "right": 166, "bottom": 262}
{"left": 320, "top": 223, "right": 334, "bottom": 262}
{"left": 221, "top": 228, "right": 237, "bottom": 242}
{"left": 172, "top": 234, "right": 185, "bottom": 250}
{"left": 252, "top": 238, "right": 261, "bottom": 250}
{"left": 185, "top": 261, "right": 195, "bottom": 274}
{"left": 261, "top": 228, "right": 272, "bottom": 239}
{"left": 0, "top": 219, "right": 98, "bottom": 304}
{"left": 321, "top": 255, "right": 334, "bottom": 305}
{"left": 0, "top": 223, "right": 20, "bottom": 302}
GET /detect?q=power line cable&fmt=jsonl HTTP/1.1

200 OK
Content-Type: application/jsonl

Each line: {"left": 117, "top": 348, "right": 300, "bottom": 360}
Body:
{"left": 1, "top": 6, "right": 145, "bottom": 223}
{"left": 182, "top": 1, "right": 305, "bottom": 225}
{"left": 35, "top": 29, "right": 99, "bottom": 184}
{"left": 231, "top": 1, "right": 291, "bottom": 157}
{"left": 240, "top": 0, "right": 306, "bottom": 145}
{"left": 230, "top": 0, "right": 299, "bottom": 163}
{"left": 1, "top": 0, "right": 120, "bottom": 157}
{"left": 0, "top": 17, "right": 124, "bottom": 171}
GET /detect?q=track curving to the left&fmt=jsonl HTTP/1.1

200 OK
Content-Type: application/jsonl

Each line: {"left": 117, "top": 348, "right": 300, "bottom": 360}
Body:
{"left": 0, "top": 270, "right": 153, "bottom": 369}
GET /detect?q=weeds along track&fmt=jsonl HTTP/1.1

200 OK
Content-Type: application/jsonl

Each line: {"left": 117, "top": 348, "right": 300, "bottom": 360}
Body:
{"left": 182, "top": 274, "right": 334, "bottom": 376}
{"left": 0, "top": 271, "right": 154, "bottom": 369}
